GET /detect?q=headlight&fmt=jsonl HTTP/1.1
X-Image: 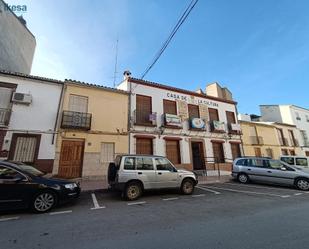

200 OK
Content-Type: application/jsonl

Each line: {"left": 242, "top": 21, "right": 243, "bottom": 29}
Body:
{"left": 64, "top": 183, "right": 78, "bottom": 189}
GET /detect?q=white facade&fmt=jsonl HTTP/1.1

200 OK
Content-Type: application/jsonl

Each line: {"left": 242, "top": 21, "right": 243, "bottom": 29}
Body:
{"left": 118, "top": 77, "right": 242, "bottom": 171}
{"left": 260, "top": 105, "right": 309, "bottom": 155}
{"left": 0, "top": 72, "right": 63, "bottom": 172}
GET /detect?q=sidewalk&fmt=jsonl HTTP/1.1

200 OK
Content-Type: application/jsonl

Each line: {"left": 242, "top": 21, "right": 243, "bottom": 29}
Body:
{"left": 79, "top": 174, "right": 232, "bottom": 192}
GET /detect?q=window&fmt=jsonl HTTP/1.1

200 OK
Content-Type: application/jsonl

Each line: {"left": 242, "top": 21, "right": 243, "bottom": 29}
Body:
{"left": 266, "top": 148, "right": 273, "bottom": 158}
{"left": 288, "top": 130, "right": 297, "bottom": 146}
{"left": 267, "top": 160, "right": 284, "bottom": 169}
{"left": 226, "top": 111, "right": 236, "bottom": 124}
{"left": 69, "top": 95, "right": 88, "bottom": 113}
{"left": 249, "top": 159, "right": 265, "bottom": 167}
{"left": 236, "top": 159, "right": 247, "bottom": 166}
{"left": 306, "top": 115, "right": 309, "bottom": 122}
{"left": 188, "top": 104, "right": 199, "bottom": 119}
{"left": 209, "top": 108, "right": 219, "bottom": 121}
{"left": 100, "top": 143, "right": 115, "bottom": 163}
{"left": 136, "top": 95, "right": 152, "bottom": 124}
{"left": 165, "top": 140, "right": 181, "bottom": 164}
{"left": 289, "top": 150, "right": 295, "bottom": 156}
{"left": 281, "top": 149, "right": 288, "bottom": 155}
{"left": 296, "top": 158, "right": 308, "bottom": 167}
{"left": 231, "top": 143, "right": 241, "bottom": 160}
{"left": 281, "top": 157, "right": 294, "bottom": 165}
{"left": 295, "top": 112, "right": 301, "bottom": 121}
{"left": 212, "top": 142, "right": 225, "bottom": 163}
{"left": 136, "top": 138, "right": 153, "bottom": 155}
{"left": 301, "top": 130, "right": 309, "bottom": 146}
{"left": 124, "top": 157, "right": 135, "bottom": 170}
{"left": 254, "top": 147, "right": 262, "bottom": 157}
{"left": 163, "top": 100, "right": 177, "bottom": 115}
{"left": 136, "top": 157, "right": 154, "bottom": 170}
{"left": 155, "top": 158, "right": 176, "bottom": 172}
{"left": 0, "top": 166, "right": 23, "bottom": 179}
{"left": 277, "top": 128, "right": 286, "bottom": 146}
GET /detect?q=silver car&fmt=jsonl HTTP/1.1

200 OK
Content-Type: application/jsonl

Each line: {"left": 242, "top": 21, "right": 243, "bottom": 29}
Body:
{"left": 232, "top": 157, "right": 309, "bottom": 191}
{"left": 108, "top": 155, "right": 198, "bottom": 200}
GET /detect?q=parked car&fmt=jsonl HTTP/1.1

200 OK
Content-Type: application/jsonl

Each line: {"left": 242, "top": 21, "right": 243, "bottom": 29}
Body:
{"left": 280, "top": 155, "right": 309, "bottom": 168}
{"left": 0, "top": 161, "right": 80, "bottom": 213}
{"left": 108, "top": 155, "right": 198, "bottom": 200}
{"left": 232, "top": 157, "right": 309, "bottom": 190}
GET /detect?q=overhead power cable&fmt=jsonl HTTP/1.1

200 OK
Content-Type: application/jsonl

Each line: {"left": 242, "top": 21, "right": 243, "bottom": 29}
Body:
{"left": 140, "top": 0, "right": 199, "bottom": 79}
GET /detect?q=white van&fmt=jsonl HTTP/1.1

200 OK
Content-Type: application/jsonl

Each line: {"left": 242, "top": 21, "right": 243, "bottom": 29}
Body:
{"left": 280, "top": 156, "right": 309, "bottom": 168}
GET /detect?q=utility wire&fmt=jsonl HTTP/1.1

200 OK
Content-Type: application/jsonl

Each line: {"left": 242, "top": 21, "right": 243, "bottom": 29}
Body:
{"left": 140, "top": 0, "right": 199, "bottom": 79}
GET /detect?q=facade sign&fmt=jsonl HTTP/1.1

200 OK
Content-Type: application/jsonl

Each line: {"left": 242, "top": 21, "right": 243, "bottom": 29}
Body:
{"left": 176, "top": 100, "right": 189, "bottom": 120}
{"left": 191, "top": 118, "right": 206, "bottom": 129}
{"left": 213, "top": 121, "right": 226, "bottom": 132}
{"left": 167, "top": 92, "right": 219, "bottom": 107}
{"left": 199, "top": 104, "right": 209, "bottom": 121}
{"left": 231, "top": 123, "right": 241, "bottom": 131}
{"left": 165, "top": 114, "right": 182, "bottom": 127}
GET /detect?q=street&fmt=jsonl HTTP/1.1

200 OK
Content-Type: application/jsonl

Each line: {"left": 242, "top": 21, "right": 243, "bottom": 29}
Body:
{"left": 1, "top": 181, "right": 309, "bottom": 249}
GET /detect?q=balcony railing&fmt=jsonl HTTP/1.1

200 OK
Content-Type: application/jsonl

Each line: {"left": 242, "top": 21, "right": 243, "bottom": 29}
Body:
{"left": 279, "top": 137, "right": 289, "bottom": 146}
{"left": 249, "top": 136, "right": 264, "bottom": 145}
{"left": 133, "top": 110, "right": 157, "bottom": 126}
{"left": 61, "top": 111, "right": 92, "bottom": 130}
{"left": 0, "top": 108, "right": 11, "bottom": 126}
{"left": 210, "top": 120, "right": 226, "bottom": 133}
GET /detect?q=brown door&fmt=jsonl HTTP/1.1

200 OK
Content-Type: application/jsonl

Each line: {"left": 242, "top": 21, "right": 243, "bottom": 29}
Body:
{"left": 254, "top": 147, "right": 262, "bottom": 157}
{"left": 191, "top": 141, "right": 205, "bottom": 170}
{"left": 165, "top": 140, "right": 181, "bottom": 164}
{"left": 212, "top": 142, "right": 225, "bottom": 163}
{"left": 136, "top": 138, "right": 153, "bottom": 155}
{"left": 231, "top": 143, "right": 241, "bottom": 160}
{"left": 58, "top": 140, "right": 84, "bottom": 178}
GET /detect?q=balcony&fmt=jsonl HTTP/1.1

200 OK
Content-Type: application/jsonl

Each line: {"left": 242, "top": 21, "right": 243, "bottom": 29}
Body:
{"left": 210, "top": 120, "right": 226, "bottom": 133}
{"left": 61, "top": 111, "right": 92, "bottom": 130}
{"left": 133, "top": 110, "right": 157, "bottom": 127}
{"left": 249, "top": 136, "right": 264, "bottom": 145}
{"left": 279, "top": 137, "right": 289, "bottom": 146}
{"left": 0, "top": 108, "right": 11, "bottom": 126}
{"left": 162, "top": 113, "right": 182, "bottom": 128}
{"left": 228, "top": 123, "right": 241, "bottom": 134}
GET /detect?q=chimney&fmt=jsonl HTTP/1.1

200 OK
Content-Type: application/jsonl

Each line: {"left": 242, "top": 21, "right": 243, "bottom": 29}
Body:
{"left": 123, "top": 70, "right": 131, "bottom": 80}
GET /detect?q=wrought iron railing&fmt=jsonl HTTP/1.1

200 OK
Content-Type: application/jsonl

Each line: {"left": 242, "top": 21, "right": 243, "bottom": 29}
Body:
{"left": 61, "top": 111, "right": 92, "bottom": 130}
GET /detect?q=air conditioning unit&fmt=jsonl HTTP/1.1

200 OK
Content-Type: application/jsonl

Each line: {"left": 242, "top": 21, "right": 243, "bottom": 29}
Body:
{"left": 11, "top": 92, "right": 32, "bottom": 105}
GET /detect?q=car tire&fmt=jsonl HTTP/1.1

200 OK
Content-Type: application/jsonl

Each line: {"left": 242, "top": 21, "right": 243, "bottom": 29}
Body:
{"left": 237, "top": 173, "right": 249, "bottom": 184}
{"left": 295, "top": 178, "right": 309, "bottom": 191}
{"left": 31, "top": 191, "right": 57, "bottom": 213}
{"left": 124, "top": 182, "right": 142, "bottom": 201}
{"left": 181, "top": 178, "right": 195, "bottom": 195}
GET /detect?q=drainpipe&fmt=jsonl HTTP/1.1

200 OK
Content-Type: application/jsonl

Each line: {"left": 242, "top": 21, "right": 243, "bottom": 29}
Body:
{"left": 52, "top": 82, "right": 65, "bottom": 145}
{"left": 128, "top": 79, "right": 132, "bottom": 154}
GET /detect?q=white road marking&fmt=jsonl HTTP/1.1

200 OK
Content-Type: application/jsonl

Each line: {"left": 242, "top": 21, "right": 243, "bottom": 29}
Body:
{"left": 294, "top": 193, "right": 303, "bottom": 196}
{"left": 49, "top": 210, "right": 72, "bottom": 215}
{"left": 127, "top": 201, "right": 146, "bottom": 206}
{"left": 192, "top": 194, "right": 206, "bottom": 198}
{"left": 205, "top": 185, "right": 290, "bottom": 198}
{"left": 0, "top": 216, "right": 19, "bottom": 222}
{"left": 196, "top": 186, "right": 221, "bottom": 194}
{"left": 222, "top": 182, "right": 299, "bottom": 192}
{"left": 91, "top": 193, "right": 105, "bottom": 210}
{"left": 162, "top": 197, "right": 179, "bottom": 201}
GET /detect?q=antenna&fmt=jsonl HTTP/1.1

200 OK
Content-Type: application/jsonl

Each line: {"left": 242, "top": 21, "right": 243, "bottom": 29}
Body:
{"left": 113, "top": 39, "right": 119, "bottom": 88}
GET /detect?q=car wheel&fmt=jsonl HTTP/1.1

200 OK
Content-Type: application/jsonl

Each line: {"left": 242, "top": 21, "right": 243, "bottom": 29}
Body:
{"left": 125, "top": 182, "right": 142, "bottom": 201}
{"left": 32, "top": 191, "right": 57, "bottom": 213}
{"left": 296, "top": 178, "right": 309, "bottom": 191}
{"left": 181, "top": 178, "right": 195, "bottom": 195}
{"left": 237, "top": 173, "right": 249, "bottom": 184}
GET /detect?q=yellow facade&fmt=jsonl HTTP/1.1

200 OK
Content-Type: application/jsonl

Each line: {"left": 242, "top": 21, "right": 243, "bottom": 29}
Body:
{"left": 240, "top": 121, "right": 302, "bottom": 159}
{"left": 53, "top": 82, "right": 129, "bottom": 179}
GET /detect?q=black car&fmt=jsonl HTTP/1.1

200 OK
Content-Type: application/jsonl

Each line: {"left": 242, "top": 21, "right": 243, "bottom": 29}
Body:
{"left": 0, "top": 161, "right": 80, "bottom": 213}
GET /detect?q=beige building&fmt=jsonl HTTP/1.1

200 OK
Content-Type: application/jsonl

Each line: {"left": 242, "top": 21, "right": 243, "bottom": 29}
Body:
{"left": 53, "top": 80, "right": 129, "bottom": 179}
{"left": 240, "top": 120, "right": 302, "bottom": 159}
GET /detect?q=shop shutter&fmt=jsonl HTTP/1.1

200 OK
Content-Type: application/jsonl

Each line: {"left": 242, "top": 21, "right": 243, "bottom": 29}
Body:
{"left": 136, "top": 138, "right": 153, "bottom": 155}
{"left": 209, "top": 108, "right": 219, "bottom": 121}
{"left": 163, "top": 100, "right": 177, "bottom": 115}
{"left": 165, "top": 140, "right": 180, "bottom": 164}
{"left": 136, "top": 95, "right": 152, "bottom": 124}
{"left": 188, "top": 104, "right": 199, "bottom": 119}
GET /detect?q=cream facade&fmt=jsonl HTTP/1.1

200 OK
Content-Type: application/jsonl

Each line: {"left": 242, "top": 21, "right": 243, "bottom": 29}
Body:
{"left": 53, "top": 81, "right": 129, "bottom": 179}
{"left": 240, "top": 120, "right": 303, "bottom": 159}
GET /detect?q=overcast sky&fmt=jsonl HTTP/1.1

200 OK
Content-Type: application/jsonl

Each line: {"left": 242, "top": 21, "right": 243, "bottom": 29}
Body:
{"left": 6, "top": 0, "right": 309, "bottom": 114}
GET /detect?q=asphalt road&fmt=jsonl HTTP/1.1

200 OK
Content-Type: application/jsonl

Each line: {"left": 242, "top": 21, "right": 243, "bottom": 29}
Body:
{"left": 1, "top": 182, "right": 309, "bottom": 249}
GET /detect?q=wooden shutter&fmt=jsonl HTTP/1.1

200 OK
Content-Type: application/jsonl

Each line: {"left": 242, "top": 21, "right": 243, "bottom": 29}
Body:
{"left": 231, "top": 143, "right": 241, "bottom": 160}
{"left": 163, "top": 100, "right": 177, "bottom": 115}
{"left": 69, "top": 95, "right": 88, "bottom": 113}
{"left": 136, "top": 95, "right": 152, "bottom": 124}
{"left": 188, "top": 104, "right": 199, "bottom": 119}
{"left": 136, "top": 138, "right": 153, "bottom": 155}
{"left": 226, "top": 111, "right": 236, "bottom": 124}
{"left": 209, "top": 108, "right": 219, "bottom": 121}
{"left": 212, "top": 142, "right": 225, "bottom": 163}
{"left": 165, "top": 140, "right": 180, "bottom": 164}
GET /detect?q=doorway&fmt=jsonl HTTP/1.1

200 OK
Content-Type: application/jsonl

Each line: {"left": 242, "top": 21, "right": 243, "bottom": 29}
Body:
{"left": 191, "top": 141, "right": 205, "bottom": 170}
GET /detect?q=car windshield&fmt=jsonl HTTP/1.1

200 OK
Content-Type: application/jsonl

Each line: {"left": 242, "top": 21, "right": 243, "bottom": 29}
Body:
{"left": 15, "top": 163, "right": 44, "bottom": 176}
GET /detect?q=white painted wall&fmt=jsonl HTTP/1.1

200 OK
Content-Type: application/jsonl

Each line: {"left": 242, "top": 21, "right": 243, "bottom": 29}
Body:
{"left": 0, "top": 74, "right": 62, "bottom": 159}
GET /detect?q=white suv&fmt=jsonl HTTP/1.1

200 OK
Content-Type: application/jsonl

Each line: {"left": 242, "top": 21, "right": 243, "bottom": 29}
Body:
{"left": 108, "top": 155, "right": 198, "bottom": 201}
